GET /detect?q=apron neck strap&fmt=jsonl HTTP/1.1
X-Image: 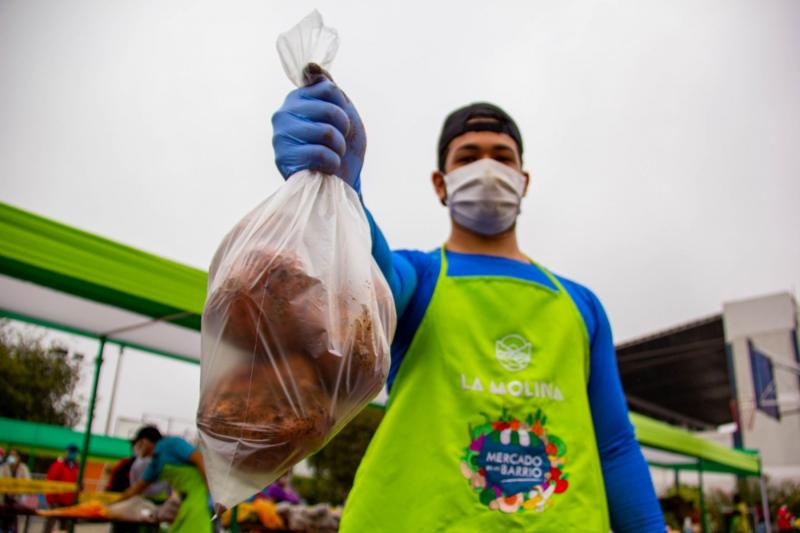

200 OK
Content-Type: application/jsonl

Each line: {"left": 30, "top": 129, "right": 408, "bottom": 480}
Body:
{"left": 526, "top": 256, "right": 567, "bottom": 294}
{"left": 438, "top": 246, "right": 449, "bottom": 283}
{"left": 441, "top": 246, "right": 566, "bottom": 295}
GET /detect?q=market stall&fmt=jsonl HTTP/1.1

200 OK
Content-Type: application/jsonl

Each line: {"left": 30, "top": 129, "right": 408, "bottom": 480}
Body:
{"left": 0, "top": 201, "right": 768, "bottom": 531}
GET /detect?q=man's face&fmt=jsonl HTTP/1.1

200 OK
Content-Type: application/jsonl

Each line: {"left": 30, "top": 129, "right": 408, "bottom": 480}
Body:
{"left": 433, "top": 130, "right": 528, "bottom": 206}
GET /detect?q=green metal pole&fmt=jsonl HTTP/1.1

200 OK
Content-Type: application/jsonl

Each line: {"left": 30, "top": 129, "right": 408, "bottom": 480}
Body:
{"left": 75, "top": 336, "right": 106, "bottom": 498}
{"left": 231, "top": 505, "right": 239, "bottom": 533}
{"left": 698, "top": 459, "right": 708, "bottom": 533}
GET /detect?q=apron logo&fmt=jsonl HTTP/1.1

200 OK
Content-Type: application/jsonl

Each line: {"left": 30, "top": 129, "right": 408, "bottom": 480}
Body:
{"left": 461, "top": 408, "right": 570, "bottom": 514}
{"left": 495, "top": 334, "right": 532, "bottom": 372}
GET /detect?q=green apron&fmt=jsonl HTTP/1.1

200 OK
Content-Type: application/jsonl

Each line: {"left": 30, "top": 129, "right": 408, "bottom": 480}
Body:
{"left": 340, "top": 248, "right": 609, "bottom": 532}
{"left": 160, "top": 464, "right": 212, "bottom": 533}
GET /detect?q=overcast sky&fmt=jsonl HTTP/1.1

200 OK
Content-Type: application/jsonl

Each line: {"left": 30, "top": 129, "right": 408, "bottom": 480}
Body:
{"left": 2, "top": 0, "right": 799, "bottom": 435}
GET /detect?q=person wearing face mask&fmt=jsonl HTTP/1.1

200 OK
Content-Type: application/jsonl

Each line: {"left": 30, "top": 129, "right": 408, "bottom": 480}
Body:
{"left": 116, "top": 426, "right": 211, "bottom": 533}
{"left": 270, "top": 76, "right": 664, "bottom": 531}
{"left": 105, "top": 431, "right": 173, "bottom": 533}
{"left": 44, "top": 444, "right": 79, "bottom": 508}
{"left": 43, "top": 444, "right": 80, "bottom": 532}
{"left": 0, "top": 450, "right": 31, "bottom": 487}
{"left": 1, "top": 449, "right": 33, "bottom": 532}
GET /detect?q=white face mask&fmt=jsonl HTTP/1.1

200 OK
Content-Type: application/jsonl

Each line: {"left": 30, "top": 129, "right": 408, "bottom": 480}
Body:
{"left": 443, "top": 158, "right": 526, "bottom": 236}
{"left": 133, "top": 441, "right": 145, "bottom": 459}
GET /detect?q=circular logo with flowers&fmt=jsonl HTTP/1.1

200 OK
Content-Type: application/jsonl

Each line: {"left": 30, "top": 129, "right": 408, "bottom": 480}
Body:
{"left": 460, "top": 408, "right": 569, "bottom": 513}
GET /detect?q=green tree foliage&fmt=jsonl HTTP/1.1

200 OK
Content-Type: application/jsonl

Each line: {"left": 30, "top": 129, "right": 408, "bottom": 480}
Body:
{"left": 294, "top": 407, "right": 384, "bottom": 505}
{"left": 0, "top": 321, "right": 83, "bottom": 427}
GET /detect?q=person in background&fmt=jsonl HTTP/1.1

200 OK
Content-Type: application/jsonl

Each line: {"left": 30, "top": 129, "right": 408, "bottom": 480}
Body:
{"left": 106, "top": 456, "right": 136, "bottom": 493}
{"left": 0, "top": 449, "right": 33, "bottom": 532}
{"left": 129, "top": 440, "right": 179, "bottom": 525}
{"left": 129, "top": 448, "right": 170, "bottom": 500}
{"left": 116, "top": 426, "right": 211, "bottom": 533}
{"left": 0, "top": 449, "right": 32, "bottom": 493}
{"left": 777, "top": 505, "right": 797, "bottom": 532}
{"left": 753, "top": 501, "right": 766, "bottom": 533}
{"left": 260, "top": 469, "right": 300, "bottom": 505}
{"left": 106, "top": 455, "right": 139, "bottom": 533}
{"left": 44, "top": 444, "right": 79, "bottom": 507}
{"left": 729, "top": 494, "right": 752, "bottom": 533}
{"left": 44, "top": 444, "right": 80, "bottom": 533}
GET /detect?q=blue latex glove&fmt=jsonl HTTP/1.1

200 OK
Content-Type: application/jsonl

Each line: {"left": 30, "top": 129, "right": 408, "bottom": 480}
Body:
{"left": 271, "top": 65, "right": 366, "bottom": 192}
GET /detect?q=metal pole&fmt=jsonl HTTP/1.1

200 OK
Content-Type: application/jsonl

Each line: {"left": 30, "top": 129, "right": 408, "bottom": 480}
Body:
{"left": 76, "top": 336, "right": 106, "bottom": 497}
{"left": 698, "top": 459, "right": 708, "bottom": 533}
{"left": 760, "top": 473, "right": 772, "bottom": 533}
{"left": 231, "top": 505, "right": 239, "bottom": 533}
{"left": 104, "top": 345, "right": 125, "bottom": 435}
{"left": 674, "top": 468, "right": 680, "bottom": 492}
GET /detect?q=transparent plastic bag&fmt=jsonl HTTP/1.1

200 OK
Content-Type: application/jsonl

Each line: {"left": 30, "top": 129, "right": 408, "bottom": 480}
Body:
{"left": 197, "top": 10, "right": 395, "bottom": 509}
{"left": 105, "top": 496, "right": 158, "bottom": 523}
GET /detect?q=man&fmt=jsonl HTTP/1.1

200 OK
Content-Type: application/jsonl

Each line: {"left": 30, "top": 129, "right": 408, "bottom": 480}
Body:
{"left": 270, "top": 73, "right": 664, "bottom": 531}
{"left": 44, "top": 444, "right": 79, "bottom": 508}
{"left": 116, "top": 426, "right": 211, "bottom": 533}
{"left": 44, "top": 444, "right": 79, "bottom": 532}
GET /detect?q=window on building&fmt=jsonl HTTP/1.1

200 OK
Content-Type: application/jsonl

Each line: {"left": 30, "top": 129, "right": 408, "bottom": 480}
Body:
{"left": 748, "top": 340, "right": 780, "bottom": 420}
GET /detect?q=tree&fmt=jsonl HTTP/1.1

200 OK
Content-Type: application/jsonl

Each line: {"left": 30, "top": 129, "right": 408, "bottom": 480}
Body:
{"left": 0, "top": 320, "right": 83, "bottom": 427}
{"left": 294, "top": 407, "right": 384, "bottom": 505}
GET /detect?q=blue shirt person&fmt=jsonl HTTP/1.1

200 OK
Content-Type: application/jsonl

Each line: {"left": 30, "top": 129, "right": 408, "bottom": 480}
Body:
{"left": 270, "top": 69, "right": 664, "bottom": 531}
{"left": 117, "top": 426, "right": 212, "bottom": 533}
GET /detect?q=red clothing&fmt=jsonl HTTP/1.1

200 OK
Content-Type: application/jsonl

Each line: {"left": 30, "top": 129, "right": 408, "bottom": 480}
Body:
{"left": 106, "top": 456, "right": 135, "bottom": 492}
{"left": 45, "top": 458, "right": 79, "bottom": 506}
{"left": 777, "top": 506, "right": 795, "bottom": 531}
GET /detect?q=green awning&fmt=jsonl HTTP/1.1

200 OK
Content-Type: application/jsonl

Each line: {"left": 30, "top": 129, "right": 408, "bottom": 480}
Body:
{"left": 0, "top": 417, "right": 130, "bottom": 461}
{"left": 631, "top": 412, "right": 760, "bottom": 476}
{"left": 0, "top": 201, "right": 206, "bottom": 362}
{"left": 0, "top": 201, "right": 206, "bottom": 331}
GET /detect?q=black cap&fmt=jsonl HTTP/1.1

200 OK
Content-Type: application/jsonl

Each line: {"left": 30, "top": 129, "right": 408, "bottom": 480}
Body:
{"left": 66, "top": 444, "right": 79, "bottom": 453}
{"left": 131, "top": 426, "right": 163, "bottom": 444}
{"left": 437, "top": 102, "right": 523, "bottom": 172}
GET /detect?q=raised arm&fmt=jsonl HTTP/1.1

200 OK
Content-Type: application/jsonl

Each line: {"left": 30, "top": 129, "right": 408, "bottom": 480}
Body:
{"left": 271, "top": 76, "right": 417, "bottom": 317}
{"left": 363, "top": 209, "right": 417, "bottom": 317}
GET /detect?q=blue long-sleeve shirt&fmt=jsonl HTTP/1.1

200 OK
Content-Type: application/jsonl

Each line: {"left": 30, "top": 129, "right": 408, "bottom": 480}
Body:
{"left": 365, "top": 210, "right": 664, "bottom": 533}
